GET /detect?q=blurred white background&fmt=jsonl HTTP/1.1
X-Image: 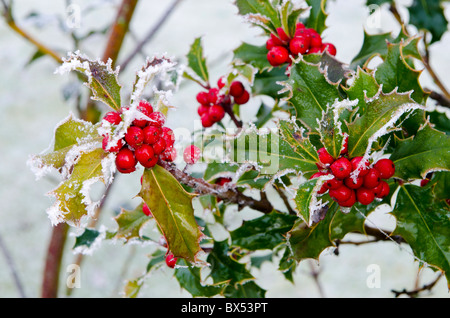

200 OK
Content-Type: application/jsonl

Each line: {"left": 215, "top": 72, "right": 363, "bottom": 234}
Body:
{"left": 0, "top": 0, "right": 449, "bottom": 298}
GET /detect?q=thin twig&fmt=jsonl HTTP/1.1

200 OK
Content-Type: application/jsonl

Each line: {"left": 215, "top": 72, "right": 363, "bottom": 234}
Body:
{"left": 120, "top": 0, "right": 184, "bottom": 71}
{"left": 273, "top": 185, "right": 296, "bottom": 215}
{"left": 0, "top": 230, "right": 27, "bottom": 298}
{"left": 391, "top": 272, "right": 444, "bottom": 298}
{"left": 308, "top": 260, "right": 325, "bottom": 298}
{"left": 428, "top": 90, "right": 450, "bottom": 108}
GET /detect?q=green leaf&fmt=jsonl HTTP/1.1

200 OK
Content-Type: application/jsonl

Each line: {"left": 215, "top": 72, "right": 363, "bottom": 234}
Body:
{"left": 252, "top": 67, "right": 288, "bottom": 99}
{"left": 223, "top": 281, "right": 266, "bottom": 298}
{"left": 175, "top": 259, "right": 225, "bottom": 297}
{"left": 346, "top": 88, "right": 424, "bottom": 158}
{"left": 342, "top": 67, "right": 380, "bottom": 115}
{"left": 73, "top": 228, "right": 100, "bottom": 250}
{"left": 57, "top": 52, "right": 122, "bottom": 111}
{"left": 350, "top": 30, "right": 393, "bottom": 69}
{"left": 392, "top": 184, "right": 450, "bottom": 286}
{"left": 185, "top": 37, "right": 209, "bottom": 85}
{"left": 293, "top": 178, "right": 331, "bottom": 226}
{"left": 303, "top": 51, "right": 352, "bottom": 85}
{"left": 123, "top": 280, "right": 142, "bottom": 298}
{"left": 408, "top": 0, "right": 448, "bottom": 44}
{"left": 428, "top": 110, "right": 450, "bottom": 135}
{"left": 230, "top": 212, "right": 297, "bottom": 250}
{"left": 305, "top": 0, "right": 328, "bottom": 35}
{"left": 206, "top": 240, "right": 254, "bottom": 285}
{"left": 233, "top": 42, "right": 272, "bottom": 72}
{"left": 282, "top": 58, "right": 342, "bottom": 131}
{"left": 113, "top": 203, "right": 151, "bottom": 241}
{"left": 375, "top": 42, "right": 429, "bottom": 104}
{"left": 235, "top": 0, "right": 280, "bottom": 34}
{"left": 390, "top": 123, "right": 450, "bottom": 180}
{"left": 139, "top": 165, "right": 204, "bottom": 263}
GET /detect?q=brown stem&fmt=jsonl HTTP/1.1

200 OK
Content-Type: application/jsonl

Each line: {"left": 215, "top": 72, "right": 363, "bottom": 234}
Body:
{"left": 41, "top": 223, "right": 69, "bottom": 298}
{"left": 159, "top": 160, "right": 273, "bottom": 214}
{"left": 428, "top": 90, "right": 450, "bottom": 109}
{"left": 391, "top": 272, "right": 443, "bottom": 298}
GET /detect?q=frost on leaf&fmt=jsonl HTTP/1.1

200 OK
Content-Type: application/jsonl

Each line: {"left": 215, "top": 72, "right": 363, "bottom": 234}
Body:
{"left": 55, "top": 51, "right": 122, "bottom": 111}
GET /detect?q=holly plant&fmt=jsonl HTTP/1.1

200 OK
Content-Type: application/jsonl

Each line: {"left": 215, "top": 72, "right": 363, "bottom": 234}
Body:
{"left": 28, "top": 0, "right": 449, "bottom": 298}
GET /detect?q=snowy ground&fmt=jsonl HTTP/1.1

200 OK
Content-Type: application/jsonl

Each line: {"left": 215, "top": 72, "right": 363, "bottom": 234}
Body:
{"left": 0, "top": 0, "right": 449, "bottom": 298}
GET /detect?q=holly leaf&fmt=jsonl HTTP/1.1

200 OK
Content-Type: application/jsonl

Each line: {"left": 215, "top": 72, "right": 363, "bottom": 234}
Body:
{"left": 233, "top": 42, "right": 272, "bottom": 72}
{"left": 293, "top": 177, "right": 331, "bottom": 226}
{"left": 281, "top": 58, "right": 342, "bottom": 131}
{"left": 73, "top": 228, "right": 101, "bottom": 250}
{"left": 56, "top": 51, "right": 122, "bottom": 111}
{"left": 408, "top": 0, "right": 448, "bottom": 44}
{"left": 230, "top": 212, "right": 297, "bottom": 250}
{"left": 342, "top": 67, "right": 380, "bottom": 115}
{"left": 113, "top": 203, "right": 151, "bottom": 242}
{"left": 392, "top": 184, "right": 450, "bottom": 286}
{"left": 184, "top": 37, "right": 209, "bottom": 86}
{"left": 375, "top": 42, "right": 429, "bottom": 104}
{"left": 305, "top": 0, "right": 328, "bottom": 35}
{"left": 390, "top": 123, "right": 450, "bottom": 180}
{"left": 346, "top": 88, "right": 424, "bottom": 158}
{"left": 235, "top": 0, "right": 280, "bottom": 34}
{"left": 139, "top": 165, "right": 204, "bottom": 263}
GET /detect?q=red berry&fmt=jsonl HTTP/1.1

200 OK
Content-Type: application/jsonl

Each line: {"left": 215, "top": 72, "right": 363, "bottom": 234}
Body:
{"left": 152, "top": 138, "right": 166, "bottom": 155}
{"left": 276, "top": 27, "right": 290, "bottom": 43}
{"left": 363, "top": 168, "right": 381, "bottom": 189}
{"left": 135, "top": 144, "right": 157, "bottom": 168}
{"left": 308, "top": 46, "right": 322, "bottom": 54}
{"left": 266, "top": 38, "right": 276, "bottom": 50}
{"left": 142, "top": 202, "right": 152, "bottom": 216}
{"left": 309, "top": 33, "right": 323, "bottom": 49}
{"left": 143, "top": 125, "right": 161, "bottom": 145}
{"left": 374, "top": 158, "right": 395, "bottom": 179}
{"left": 209, "top": 105, "right": 225, "bottom": 122}
{"left": 322, "top": 43, "right": 337, "bottom": 56}
{"left": 324, "top": 176, "right": 343, "bottom": 190}
{"left": 330, "top": 157, "right": 352, "bottom": 179}
{"left": 329, "top": 185, "right": 352, "bottom": 202}
{"left": 197, "top": 104, "right": 209, "bottom": 116}
{"left": 350, "top": 156, "right": 370, "bottom": 177}
{"left": 289, "top": 36, "right": 311, "bottom": 55}
{"left": 133, "top": 101, "right": 154, "bottom": 127}
{"left": 160, "top": 146, "right": 177, "bottom": 162}
{"left": 216, "top": 177, "right": 232, "bottom": 186}
{"left": 339, "top": 189, "right": 356, "bottom": 207}
{"left": 161, "top": 127, "right": 175, "bottom": 147}
{"left": 217, "top": 77, "right": 225, "bottom": 89}
{"left": 196, "top": 91, "right": 210, "bottom": 105}
{"left": 208, "top": 88, "right": 220, "bottom": 104}
{"left": 317, "top": 147, "right": 335, "bottom": 166}
{"left": 148, "top": 112, "right": 166, "bottom": 127}
{"left": 344, "top": 176, "right": 364, "bottom": 189}
{"left": 267, "top": 46, "right": 289, "bottom": 66}
{"left": 340, "top": 135, "right": 349, "bottom": 155}
{"left": 296, "top": 22, "right": 305, "bottom": 30}
{"left": 125, "top": 126, "right": 144, "bottom": 148}
{"left": 115, "top": 147, "right": 137, "bottom": 173}
{"left": 201, "top": 113, "right": 214, "bottom": 128}
{"left": 309, "top": 172, "right": 328, "bottom": 194}
{"left": 229, "top": 81, "right": 245, "bottom": 98}
{"left": 183, "top": 145, "right": 201, "bottom": 164}
{"left": 165, "top": 254, "right": 177, "bottom": 268}
{"left": 234, "top": 90, "right": 250, "bottom": 105}
{"left": 102, "top": 135, "right": 123, "bottom": 153}
{"left": 356, "top": 187, "right": 375, "bottom": 205}
{"left": 373, "top": 181, "right": 390, "bottom": 199}
{"left": 103, "top": 111, "right": 122, "bottom": 125}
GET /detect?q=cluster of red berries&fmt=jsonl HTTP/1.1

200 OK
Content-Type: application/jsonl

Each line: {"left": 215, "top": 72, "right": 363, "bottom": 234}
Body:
{"left": 101, "top": 100, "right": 176, "bottom": 174}
{"left": 310, "top": 138, "right": 395, "bottom": 207}
{"left": 266, "top": 23, "right": 337, "bottom": 67}
{"left": 197, "top": 79, "right": 249, "bottom": 128}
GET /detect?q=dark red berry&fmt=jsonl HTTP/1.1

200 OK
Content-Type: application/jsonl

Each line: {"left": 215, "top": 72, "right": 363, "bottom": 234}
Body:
{"left": 350, "top": 156, "right": 370, "bottom": 177}
{"left": 152, "top": 138, "right": 166, "bottom": 155}
{"left": 420, "top": 179, "right": 430, "bottom": 187}
{"left": 234, "top": 90, "right": 250, "bottom": 105}
{"left": 267, "top": 46, "right": 289, "bottom": 66}
{"left": 344, "top": 176, "right": 364, "bottom": 190}
{"left": 329, "top": 185, "right": 352, "bottom": 202}
{"left": 324, "top": 176, "right": 343, "bottom": 190}
{"left": 165, "top": 254, "right": 177, "bottom": 268}
{"left": 115, "top": 147, "right": 136, "bottom": 173}
{"left": 135, "top": 144, "right": 157, "bottom": 168}
{"left": 197, "top": 104, "right": 209, "bottom": 116}
{"left": 309, "top": 33, "right": 323, "bottom": 49}
{"left": 183, "top": 145, "right": 201, "bottom": 164}
{"left": 373, "top": 181, "right": 390, "bottom": 199}
{"left": 289, "top": 35, "right": 310, "bottom": 55}
{"left": 209, "top": 105, "right": 225, "bottom": 122}
{"left": 374, "top": 158, "right": 395, "bottom": 179}
{"left": 322, "top": 43, "right": 337, "bottom": 56}
{"left": 208, "top": 88, "right": 220, "bottom": 104}
{"left": 125, "top": 126, "right": 144, "bottom": 148}
{"left": 229, "top": 81, "right": 245, "bottom": 98}
{"left": 339, "top": 189, "right": 356, "bottom": 207}
{"left": 356, "top": 187, "right": 375, "bottom": 205}
{"left": 216, "top": 177, "right": 232, "bottom": 186}
{"left": 330, "top": 157, "right": 352, "bottom": 179}
{"left": 142, "top": 202, "right": 152, "bottom": 216}
{"left": 103, "top": 111, "right": 122, "bottom": 125}
{"left": 148, "top": 112, "right": 166, "bottom": 127}
{"left": 363, "top": 168, "right": 381, "bottom": 189}
{"left": 143, "top": 125, "right": 161, "bottom": 145}
{"left": 201, "top": 113, "right": 214, "bottom": 128}
{"left": 308, "top": 46, "right": 322, "bottom": 54}
{"left": 317, "top": 147, "right": 334, "bottom": 166}
{"left": 196, "top": 91, "right": 210, "bottom": 105}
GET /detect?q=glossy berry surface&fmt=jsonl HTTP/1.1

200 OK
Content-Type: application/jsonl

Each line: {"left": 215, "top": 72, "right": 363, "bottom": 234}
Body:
{"left": 356, "top": 187, "right": 375, "bottom": 205}
{"left": 363, "top": 168, "right": 381, "bottom": 189}
{"left": 374, "top": 158, "right": 396, "bottom": 179}
{"left": 267, "top": 46, "right": 289, "bottom": 66}
{"left": 165, "top": 254, "right": 177, "bottom": 268}
{"left": 330, "top": 157, "right": 352, "bottom": 179}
